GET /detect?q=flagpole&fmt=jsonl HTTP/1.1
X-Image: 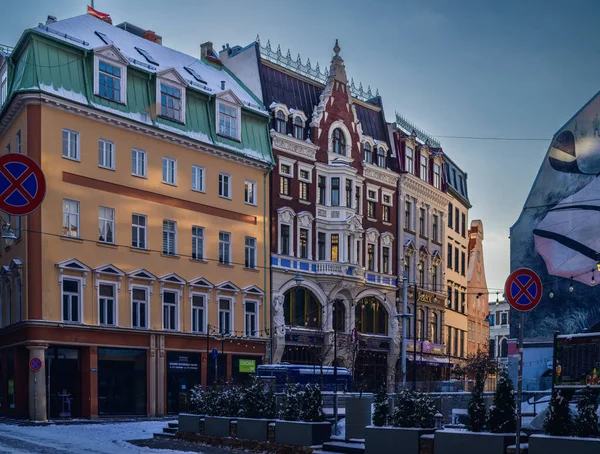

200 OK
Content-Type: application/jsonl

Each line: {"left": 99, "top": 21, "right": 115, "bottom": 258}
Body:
{"left": 91, "top": 1, "right": 95, "bottom": 9}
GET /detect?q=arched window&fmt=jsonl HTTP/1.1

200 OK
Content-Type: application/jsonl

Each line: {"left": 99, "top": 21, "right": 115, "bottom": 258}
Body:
{"left": 500, "top": 338, "right": 508, "bottom": 358}
{"left": 276, "top": 110, "right": 287, "bottom": 134}
{"left": 377, "top": 147, "right": 386, "bottom": 167}
{"left": 355, "top": 297, "right": 388, "bottom": 335}
{"left": 430, "top": 312, "right": 438, "bottom": 344}
{"left": 418, "top": 308, "right": 425, "bottom": 341}
{"left": 333, "top": 299, "right": 346, "bottom": 332}
{"left": 332, "top": 128, "right": 346, "bottom": 155}
{"left": 364, "top": 142, "right": 372, "bottom": 163}
{"left": 284, "top": 287, "right": 321, "bottom": 329}
{"left": 293, "top": 116, "right": 304, "bottom": 140}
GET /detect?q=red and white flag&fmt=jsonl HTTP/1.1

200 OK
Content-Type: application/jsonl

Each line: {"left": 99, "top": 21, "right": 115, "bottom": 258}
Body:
{"left": 87, "top": 6, "right": 111, "bottom": 21}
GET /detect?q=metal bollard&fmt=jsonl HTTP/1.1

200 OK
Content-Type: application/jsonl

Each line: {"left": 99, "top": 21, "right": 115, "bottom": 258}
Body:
{"left": 434, "top": 412, "right": 443, "bottom": 430}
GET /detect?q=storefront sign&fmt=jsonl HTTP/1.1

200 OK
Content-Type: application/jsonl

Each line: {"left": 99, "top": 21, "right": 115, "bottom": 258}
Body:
{"left": 239, "top": 359, "right": 256, "bottom": 373}
{"left": 285, "top": 333, "right": 323, "bottom": 346}
{"left": 167, "top": 355, "right": 200, "bottom": 372}
{"left": 359, "top": 338, "right": 391, "bottom": 351}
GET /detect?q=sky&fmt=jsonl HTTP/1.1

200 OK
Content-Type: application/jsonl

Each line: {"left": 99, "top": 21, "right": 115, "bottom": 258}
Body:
{"left": 2, "top": 0, "right": 600, "bottom": 293}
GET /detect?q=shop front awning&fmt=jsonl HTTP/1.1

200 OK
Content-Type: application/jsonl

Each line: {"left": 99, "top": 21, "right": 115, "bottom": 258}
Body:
{"left": 407, "top": 353, "right": 453, "bottom": 367}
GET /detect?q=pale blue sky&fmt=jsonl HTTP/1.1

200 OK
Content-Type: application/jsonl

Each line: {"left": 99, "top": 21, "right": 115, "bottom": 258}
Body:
{"left": 2, "top": 0, "right": 600, "bottom": 292}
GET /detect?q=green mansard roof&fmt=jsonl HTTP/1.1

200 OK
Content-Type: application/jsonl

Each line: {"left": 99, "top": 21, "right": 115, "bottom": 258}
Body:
{"left": 0, "top": 14, "right": 273, "bottom": 167}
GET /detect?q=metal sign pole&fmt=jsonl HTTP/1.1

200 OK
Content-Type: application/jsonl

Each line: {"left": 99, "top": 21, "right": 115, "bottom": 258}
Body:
{"left": 515, "top": 312, "right": 524, "bottom": 454}
{"left": 34, "top": 371, "right": 37, "bottom": 421}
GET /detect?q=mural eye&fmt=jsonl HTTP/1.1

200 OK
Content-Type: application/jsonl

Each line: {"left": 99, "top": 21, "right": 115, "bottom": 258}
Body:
{"left": 548, "top": 131, "right": 580, "bottom": 174}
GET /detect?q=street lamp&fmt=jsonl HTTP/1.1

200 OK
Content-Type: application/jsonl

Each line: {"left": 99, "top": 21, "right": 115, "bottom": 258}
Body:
{"left": 1, "top": 223, "right": 16, "bottom": 247}
{"left": 332, "top": 299, "right": 338, "bottom": 435}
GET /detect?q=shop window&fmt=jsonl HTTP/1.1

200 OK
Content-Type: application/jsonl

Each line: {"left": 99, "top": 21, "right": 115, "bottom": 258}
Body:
{"left": 283, "top": 288, "right": 321, "bottom": 328}
{"left": 355, "top": 297, "right": 388, "bottom": 335}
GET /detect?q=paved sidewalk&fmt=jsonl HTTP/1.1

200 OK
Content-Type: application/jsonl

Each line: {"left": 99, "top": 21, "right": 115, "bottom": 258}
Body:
{"left": 129, "top": 438, "right": 247, "bottom": 453}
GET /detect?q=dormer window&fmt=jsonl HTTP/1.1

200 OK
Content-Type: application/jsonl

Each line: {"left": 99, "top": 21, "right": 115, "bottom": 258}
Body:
{"left": 333, "top": 128, "right": 346, "bottom": 155}
{"left": 293, "top": 116, "right": 304, "bottom": 140}
{"left": 433, "top": 164, "right": 441, "bottom": 189}
{"left": 98, "top": 61, "right": 122, "bottom": 102}
{"left": 377, "top": 147, "right": 386, "bottom": 168}
{"left": 160, "top": 83, "right": 183, "bottom": 122}
{"left": 218, "top": 101, "right": 239, "bottom": 140}
{"left": 364, "top": 142, "right": 372, "bottom": 163}
{"left": 405, "top": 146, "right": 414, "bottom": 174}
{"left": 276, "top": 110, "right": 287, "bottom": 134}
{"left": 420, "top": 154, "right": 428, "bottom": 182}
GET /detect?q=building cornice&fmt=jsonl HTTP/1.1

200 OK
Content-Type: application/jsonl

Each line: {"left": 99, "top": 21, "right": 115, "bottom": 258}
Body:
{"left": 362, "top": 163, "right": 399, "bottom": 188}
{"left": 271, "top": 130, "right": 318, "bottom": 161}
{"left": 400, "top": 173, "right": 449, "bottom": 211}
{"left": 1, "top": 93, "right": 272, "bottom": 171}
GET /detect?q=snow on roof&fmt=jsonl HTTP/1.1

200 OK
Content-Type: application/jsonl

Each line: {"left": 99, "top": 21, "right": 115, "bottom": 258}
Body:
{"left": 34, "top": 14, "right": 264, "bottom": 111}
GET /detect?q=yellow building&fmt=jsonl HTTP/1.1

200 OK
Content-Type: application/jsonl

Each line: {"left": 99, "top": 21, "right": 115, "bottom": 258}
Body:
{"left": 443, "top": 156, "right": 470, "bottom": 369}
{"left": 0, "top": 14, "right": 272, "bottom": 420}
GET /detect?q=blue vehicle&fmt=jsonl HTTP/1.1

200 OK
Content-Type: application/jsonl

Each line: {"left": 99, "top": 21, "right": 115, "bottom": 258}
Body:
{"left": 256, "top": 363, "right": 352, "bottom": 391}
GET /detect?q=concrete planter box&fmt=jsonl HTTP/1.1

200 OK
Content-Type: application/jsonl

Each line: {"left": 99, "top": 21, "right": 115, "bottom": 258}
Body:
{"left": 204, "top": 416, "right": 234, "bottom": 438}
{"left": 236, "top": 418, "right": 274, "bottom": 442}
{"left": 178, "top": 413, "right": 202, "bottom": 434}
{"left": 435, "top": 430, "right": 522, "bottom": 454}
{"left": 275, "top": 420, "right": 331, "bottom": 446}
{"left": 345, "top": 395, "right": 373, "bottom": 440}
{"left": 529, "top": 434, "right": 600, "bottom": 454}
{"left": 365, "top": 426, "right": 435, "bottom": 454}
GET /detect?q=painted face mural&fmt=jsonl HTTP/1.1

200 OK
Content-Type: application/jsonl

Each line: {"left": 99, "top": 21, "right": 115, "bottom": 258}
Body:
{"left": 511, "top": 97, "right": 600, "bottom": 338}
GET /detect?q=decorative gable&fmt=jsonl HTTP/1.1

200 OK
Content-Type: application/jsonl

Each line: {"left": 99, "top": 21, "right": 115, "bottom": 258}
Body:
{"left": 216, "top": 280, "right": 240, "bottom": 293}
{"left": 189, "top": 277, "right": 213, "bottom": 289}
{"left": 156, "top": 68, "right": 188, "bottom": 87}
{"left": 93, "top": 44, "right": 129, "bottom": 66}
{"left": 159, "top": 272, "right": 186, "bottom": 284}
{"left": 94, "top": 264, "right": 124, "bottom": 276}
{"left": 217, "top": 89, "right": 243, "bottom": 107}
{"left": 56, "top": 259, "right": 90, "bottom": 287}
{"left": 128, "top": 268, "right": 157, "bottom": 281}
{"left": 242, "top": 285, "right": 264, "bottom": 296}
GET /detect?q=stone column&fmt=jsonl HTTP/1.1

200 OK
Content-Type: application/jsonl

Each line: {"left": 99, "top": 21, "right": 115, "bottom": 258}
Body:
{"left": 26, "top": 344, "right": 48, "bottom": 421}
{"left": 157, "top": 335, "right": 165, "bottom": 415}
{"left": 149, "top": 335, "right": 157, "bottom": 416}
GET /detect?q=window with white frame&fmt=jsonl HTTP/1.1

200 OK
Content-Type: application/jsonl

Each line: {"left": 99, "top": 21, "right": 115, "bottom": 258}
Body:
{"left": 191, "top": 293, "right": 206, "bottom": 333}
{"left": 62, "top": 199, "right": 80, "bottom": 238}
{"left": 218, "top": 297, "right": 232, "bottom": 334}
{"left": 132, "top": 214, "right": 147, "bottom": 249}
{"left": 219, "top": 231, "right": 231, "bottom": 265}
{"left": 162, "top": 290, "right": 178, "bottom": 330}
{"left": 367, "top": 189, "right": 377, "bottom": 219}
{"left": 244, "top": 180, "right": 256, "bottom": 205}
{"left": 404, "top": 200, "right": 412, "bottom": 230}
{"left": 192, "top": 226, "right": 204, "bottom": 260}
{"left": 364, "top": 142, "right": 372, "bottom": 163}
{"left": 98, "top": 282, "right": 117, "bottom": 326}
{"left": 218, "top": 101, "right": 239, "bottom": 140}
{"left": 377, "top": 147, "right": 386, "bottom": 167}
{"left": 245, "top": 300, "right": 258, "bottom": 337}
{"left": 332, "top": 128, "right": 346, "bottom": 155}
{"left": 98, "top": 139, "right": 115, "bottom": 170}
{"left": 420, "top": 154, "right": 428, "bottom": 182}
{"left": 219, "top": 173, "right": 231, "bottom": 199}
{"left": 0, "top": 65, "right": 7, "bottom": 107}
{"left": 331, "top": 178, "right": 340, "bottom": 206}
{"left": 281, "top": 224, "right": 291, "bottom": 255}
{"left": 405, "top": 146, "right": 413, "bottom": 174}
{"left": 162, "top": 157, "right": 176, "bottom": 185}
{"left": 192, "top": 165, "right": 205, "bottom": 192}
{"left": 382, "top": 246, "right": 390, "bottom": 274}
{"left": 299, "top": 228, "right": 309, "bottom": 259}
{"left": 276, "top": 110, "right": 286, "bottom": 134}
{"left": 62, "top": 278, "right": 81, "bottom": 323}
{"left": 293, "top": 116, "right": 303, "bottom": 139}
{"left": 131, "top": 148, "right": 146, "bottom": 177}
{"left": 160, "top": 83, "right": 183, "bottom": 122}
{"left": 433, "top": 164, "right": 441, "bottom": 189}
{"left": 318, "top": 176, "right": 326, "bottom": 205}
{"left": 317, "top": 232, "right": 326, "bottom": 260}
{"left": 346, "top": 180, "right": 353, "bottom": 208}
{"left": 98, "top": 206, "right": 115, "bottom": 243}
{"left": 280, "top": 163, "right": 292, "bottom": 196}
{"left": 298, "top": 168, "right": 311, "bottom": 202}
{"left": 382, "top": 193, "right": 392, "bottom": 223}
{"left": 355, "top": 185, "right": 362, "bottom": 214}
{"left": 245, "top": 236, "right": 257, "bottom": 269}
{"left": 97, "top": 60, "right": 123, "bottom": 102}
{"left": 62, "top": 129, "right": 80, "bottom": 161}
{"left": 432, "top": 215, "right": 439, "bottom": 242}
{"left": 163, "top": 220, "right": 177, "bottom": 255}
{"left": 131, "top": 287, "right": 148, "bottom": 328}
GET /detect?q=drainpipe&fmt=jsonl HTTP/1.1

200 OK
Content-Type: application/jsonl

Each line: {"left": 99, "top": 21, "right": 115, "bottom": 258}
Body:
{"left": 263, "top": 169, "right": 270, "bottom": 362}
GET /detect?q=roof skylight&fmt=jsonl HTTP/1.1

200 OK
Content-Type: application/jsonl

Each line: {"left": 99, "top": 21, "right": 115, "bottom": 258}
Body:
{"left": 94, "top": 31, "right": 113, "bottom": 45}
{"left": 184, "top": 66, "right": 207, "bottom": 84}
{"left": 134, "top": 47, "right": 159, "bottom": 66}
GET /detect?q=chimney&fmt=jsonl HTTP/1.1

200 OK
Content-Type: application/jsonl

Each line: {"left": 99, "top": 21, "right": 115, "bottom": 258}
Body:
{"left": 200, "top": 41, "right": 213, "bottom": 59}
{"left": 143, "top": 30, "right": 161, "bottom": 45}
{"left": 46, "top": 15, "right": 57, "bottom": 25}
{"left": 221, "top": 81, "right": 226, "bottom": 90}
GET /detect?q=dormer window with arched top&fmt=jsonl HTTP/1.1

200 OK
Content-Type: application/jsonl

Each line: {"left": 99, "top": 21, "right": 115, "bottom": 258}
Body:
{"left": 293, "top": 116, "right": 304, "bottom": 140}
{"left": 276, "top": 110, "right": 287, "bottom": 134}
{"left": 377, "top": 147, "right": 386, "bottom": 168}
{"left": 364, "top": 142, "right": 372, "bottom": 163}
{"left": 333, "top": 128, "right": 346, "bottom": 155}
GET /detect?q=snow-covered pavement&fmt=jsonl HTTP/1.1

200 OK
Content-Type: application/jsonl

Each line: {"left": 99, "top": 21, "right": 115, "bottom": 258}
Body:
{"left": 0, "top": 420, "right": 187, "bottom": 454}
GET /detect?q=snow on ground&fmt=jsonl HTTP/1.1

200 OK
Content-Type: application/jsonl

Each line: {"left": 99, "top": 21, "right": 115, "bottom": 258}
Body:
{"left": 0, "top": 420, "right": 187, "bottom": 454}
